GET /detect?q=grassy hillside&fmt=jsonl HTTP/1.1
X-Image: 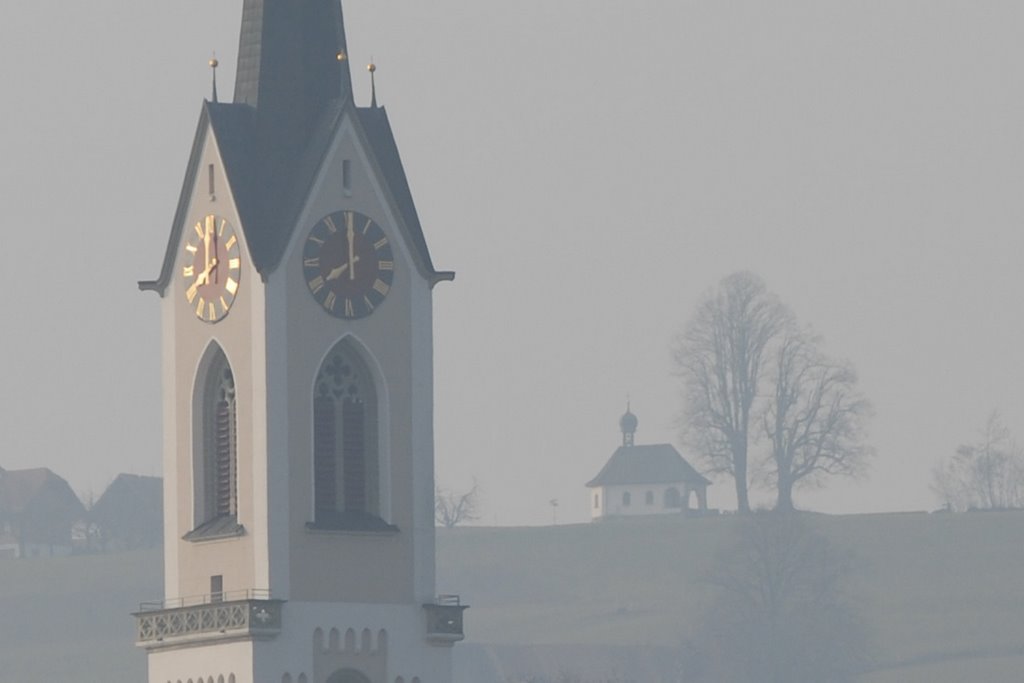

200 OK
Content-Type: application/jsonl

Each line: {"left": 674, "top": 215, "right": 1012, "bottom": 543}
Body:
{"left": 436, "top": 512, "right": 1024, "bottom": 680}
{"left": 1, "top": 512, "right": 1022, "bottom": 682}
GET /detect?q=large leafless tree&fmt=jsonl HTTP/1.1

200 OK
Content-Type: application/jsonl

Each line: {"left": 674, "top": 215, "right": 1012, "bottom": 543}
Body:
{"left": 764, "top": 329, "right": 872, "bottom": 512}
{"left": 674, "top": 272, "right": 790, "bottom": 513}
{"left": 932, "top": 411, "right": 1024, "bottom": 511}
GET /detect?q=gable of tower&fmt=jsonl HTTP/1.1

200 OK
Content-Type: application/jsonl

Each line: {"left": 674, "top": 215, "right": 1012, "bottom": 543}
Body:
{"left": 142, "top": 97, "right": 451, "bottom": 293}
{"left": 275, "top": 99, "right": 454, "bottom": 288}
{"left": 139, "top": 102, "right": 259, "bottom": 294}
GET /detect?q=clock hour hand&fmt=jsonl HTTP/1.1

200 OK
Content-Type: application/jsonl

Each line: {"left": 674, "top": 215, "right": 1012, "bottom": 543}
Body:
{"left": 185, "top": 260, "right": 217, "bottom": 300}
{"left": 325, "top": 255, "right": 360, "bottom": 282}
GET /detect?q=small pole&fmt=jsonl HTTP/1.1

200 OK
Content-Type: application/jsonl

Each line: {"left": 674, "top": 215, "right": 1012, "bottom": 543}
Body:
{"left": 209, "top": 53, "right": 219, "bottom": 103}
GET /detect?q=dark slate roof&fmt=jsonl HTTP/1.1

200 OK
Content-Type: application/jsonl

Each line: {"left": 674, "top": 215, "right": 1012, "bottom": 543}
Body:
{"left": 586, "top": 445, "right": 711, "bottom": 488}
{"left": 140, "top": 0, "right": 450, "bottom": 293}
{"left": 356, "top": 106, "right": 448, "bottom": 280}
{"left": 235, "top": 0, "right": 352, "bottom": 113}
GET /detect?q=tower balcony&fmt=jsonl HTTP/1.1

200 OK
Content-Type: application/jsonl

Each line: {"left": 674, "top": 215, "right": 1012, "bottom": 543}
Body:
{"left": 134, "top": 590, "right": 283, "bottom": 650}
{"left": 423, "top": 595, "right": 468, "bottom": 645}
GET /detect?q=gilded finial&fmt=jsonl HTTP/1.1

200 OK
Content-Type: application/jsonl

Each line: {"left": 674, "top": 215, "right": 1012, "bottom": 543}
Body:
{"left": 336, "top": 50, "right": 347, "bottom": 62}
{"left": 368, "top": 59, "right": 378, "bottom": 108}
{"left": 209, "top": 52, "right": 219, "bottom": 103}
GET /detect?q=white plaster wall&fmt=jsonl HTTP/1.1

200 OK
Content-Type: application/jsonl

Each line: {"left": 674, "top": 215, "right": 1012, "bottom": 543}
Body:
{"left": 593, "top": 483, "right": 687, "bottom": 519}
{"left": 148, "top": 639, "right": 252, "bottom": 683}
{"left": 160, "top": 124, "right": 267, "bottom": 602}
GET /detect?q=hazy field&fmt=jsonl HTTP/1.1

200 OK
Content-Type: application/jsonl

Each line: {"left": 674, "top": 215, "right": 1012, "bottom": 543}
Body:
{"left": 439, "top": 512, "right": 1024, "bottom": 680}
{"left": 1, "top": 512, "right": 1021, "bottom": 682}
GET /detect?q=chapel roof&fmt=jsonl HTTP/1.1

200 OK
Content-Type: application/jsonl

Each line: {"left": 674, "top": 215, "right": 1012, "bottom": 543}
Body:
{"left": 586, "top": 444, "right": 711, "bottom": 488}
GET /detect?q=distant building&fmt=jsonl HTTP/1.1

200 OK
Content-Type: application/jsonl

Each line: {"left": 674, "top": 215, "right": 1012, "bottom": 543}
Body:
{"left": 89, "top": 473, "right": 163, "bottom": 551}
{"left": 0, "top": 467, "right": 85, "bottom": 558}
{"left": 586, "top": 407, "right": 710, "bottom": 520}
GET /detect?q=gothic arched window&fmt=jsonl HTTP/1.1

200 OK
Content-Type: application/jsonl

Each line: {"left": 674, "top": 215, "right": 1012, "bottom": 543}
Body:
{"left": 312, "top": 340, "right": 384, "bottom": 529}
{"left": 186, "top": 344, "right": 241, "bottom": 539}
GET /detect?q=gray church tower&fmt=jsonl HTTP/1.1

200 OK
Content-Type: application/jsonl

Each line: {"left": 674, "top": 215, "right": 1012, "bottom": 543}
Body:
{"left": 135, "top": 2, "right": 465, "bottom": 682}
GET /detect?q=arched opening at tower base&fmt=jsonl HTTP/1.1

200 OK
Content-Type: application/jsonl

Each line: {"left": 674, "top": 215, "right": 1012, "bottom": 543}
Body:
{"left": 326, "top": 669, "right": 371, "bottom": 683}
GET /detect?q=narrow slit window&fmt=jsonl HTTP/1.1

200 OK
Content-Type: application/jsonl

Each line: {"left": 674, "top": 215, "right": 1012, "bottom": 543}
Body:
{"left": 342, "top": 159, "right": 352, "bottom": 192}
{"left": 208, "top": 164, "right": 215, "bottom": 196}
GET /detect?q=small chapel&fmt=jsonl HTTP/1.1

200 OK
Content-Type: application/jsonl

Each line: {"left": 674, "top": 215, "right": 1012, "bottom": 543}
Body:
{"left": 586, "top": 407, "right": 711, "bottom": 520}
{"left": 134, "top": 2, "right": 465, "bottom": 682}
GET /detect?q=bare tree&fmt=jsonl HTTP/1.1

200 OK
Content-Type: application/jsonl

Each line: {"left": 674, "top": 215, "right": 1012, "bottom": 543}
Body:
{"left": 764, "top": 329, "right": 872, "bottom": 512}
{"left": 692, "top": 515, "right": 869, "bottom": 683}
{"left": 932, "top": 411, "right": 1024, "bottom": 511}
{"left": 674, "top": 272, "right": 790, "bottom": 513}
{"left": 435, "top": 480, "right": 481, "bottom": 528}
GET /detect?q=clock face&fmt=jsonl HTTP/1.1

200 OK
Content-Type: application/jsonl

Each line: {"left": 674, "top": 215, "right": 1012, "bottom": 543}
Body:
{"left": 182, "top": 214, "right": 242, "bottom": 323}
{"left": 302, "top": 210, "right": 395, "bottom": 319}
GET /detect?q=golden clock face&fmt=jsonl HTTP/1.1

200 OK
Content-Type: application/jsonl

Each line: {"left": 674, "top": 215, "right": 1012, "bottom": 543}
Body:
{"left": 182, "top": 214, "right": 241, "bottom": 323}
{"left": 302, "top": 210, "right": 395, "bottom": 319}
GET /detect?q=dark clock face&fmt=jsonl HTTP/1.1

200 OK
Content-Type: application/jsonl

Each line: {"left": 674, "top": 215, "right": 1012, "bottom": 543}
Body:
{"left": 302, "top": 210, "right": 395, "bottom": 319}
{"left": 182, "top": 214, "right": 241, "bottom": 323}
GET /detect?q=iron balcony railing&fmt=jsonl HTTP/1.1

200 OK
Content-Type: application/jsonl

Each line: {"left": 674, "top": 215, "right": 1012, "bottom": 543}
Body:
{"left": 135, "top": 590, "right": 282, "bottom": 649}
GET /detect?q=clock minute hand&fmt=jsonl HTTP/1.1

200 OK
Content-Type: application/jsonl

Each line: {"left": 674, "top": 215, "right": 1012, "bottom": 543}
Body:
{"left": 347, "top": 221, "right": 356, "bottom": 281}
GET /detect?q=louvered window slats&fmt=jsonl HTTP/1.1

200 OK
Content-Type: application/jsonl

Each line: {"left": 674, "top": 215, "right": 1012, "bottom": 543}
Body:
{"left": 313, "top": 396, "right": 337, "bottom": 515}
{"left": 342, "top": 399, "right": 367, "bottom": 513}
{"left": 215, "top": 398, "right": 236, "bottom": 517}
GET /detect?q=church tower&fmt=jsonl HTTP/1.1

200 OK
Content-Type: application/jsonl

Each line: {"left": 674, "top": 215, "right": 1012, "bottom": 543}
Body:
{"left": 136, "top": 3, "right": 465, "bottom": 682}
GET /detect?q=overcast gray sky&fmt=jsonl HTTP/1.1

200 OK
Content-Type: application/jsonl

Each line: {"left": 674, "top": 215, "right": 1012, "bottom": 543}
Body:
{"left": 2, "top": 1, "right": 1023, "bottom": 525}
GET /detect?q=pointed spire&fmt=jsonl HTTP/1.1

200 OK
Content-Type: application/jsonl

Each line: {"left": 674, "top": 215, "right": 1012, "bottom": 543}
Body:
{"left": 233, "top": 0, "right": 354, "bottom": 112}
{"left": 209, "top": 54, "right": 219, "bottom": 103}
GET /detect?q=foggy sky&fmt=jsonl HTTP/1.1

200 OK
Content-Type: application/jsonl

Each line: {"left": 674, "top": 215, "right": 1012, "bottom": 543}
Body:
{"left": 2, "top": 1, "right": 1023, "bottom": 525}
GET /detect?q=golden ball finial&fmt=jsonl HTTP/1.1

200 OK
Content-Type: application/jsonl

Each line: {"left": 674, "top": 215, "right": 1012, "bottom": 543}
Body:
{"left": 336, "top": 50, "right": 347, "bottom": 62}
{"left": 209, "top": 57, "right": 219, "bottom": 69}
{"left": 368, "top": 62, "right": 377, "bottom": 73}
